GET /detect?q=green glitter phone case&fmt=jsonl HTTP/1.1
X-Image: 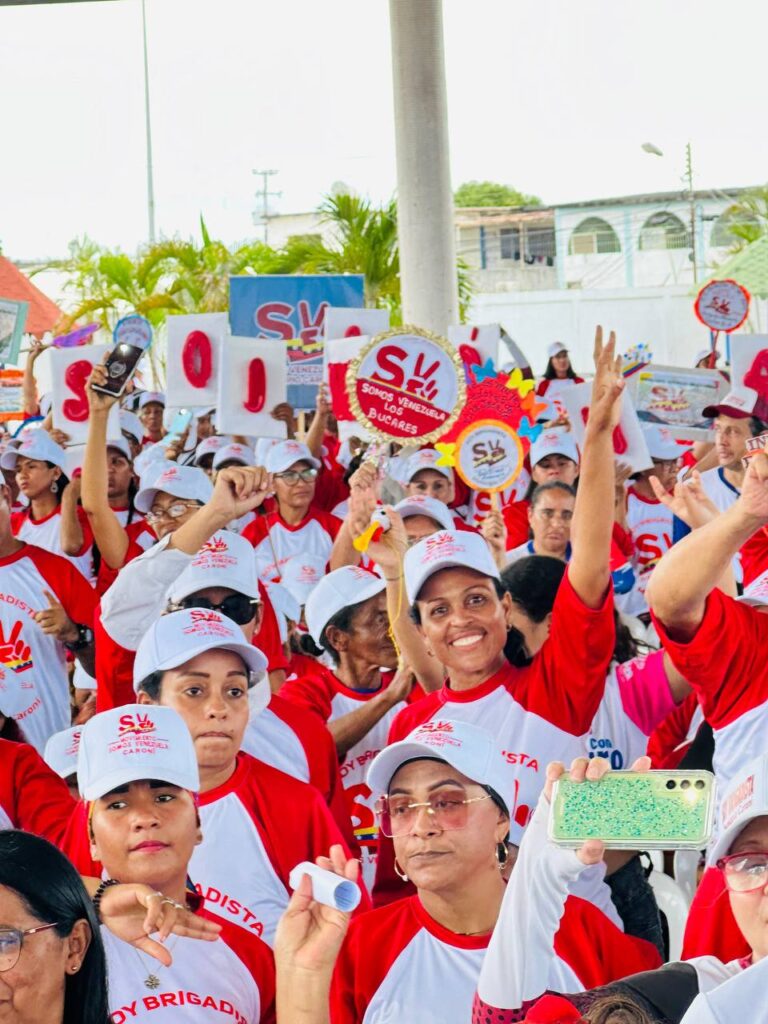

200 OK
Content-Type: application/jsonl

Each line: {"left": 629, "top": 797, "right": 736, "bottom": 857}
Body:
{"left": 549, "top": 770, "right": 716, "bottom": 850}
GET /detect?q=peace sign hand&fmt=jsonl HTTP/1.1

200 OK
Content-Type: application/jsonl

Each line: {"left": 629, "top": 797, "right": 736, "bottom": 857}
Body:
{"left": 0, "top": 620, "right": 31, "bottom": 666}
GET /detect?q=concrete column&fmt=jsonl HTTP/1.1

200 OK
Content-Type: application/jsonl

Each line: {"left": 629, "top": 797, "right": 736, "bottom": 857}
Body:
{"left": 389, "top": 0, "right": 459, "bottom": 333}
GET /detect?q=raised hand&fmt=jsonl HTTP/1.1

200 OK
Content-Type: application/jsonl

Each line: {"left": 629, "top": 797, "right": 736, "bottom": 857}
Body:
{"left": 34, "top": 590, "right": 78, "bottom": 643}
{"left": 588, "top": 326, "right": 624, "bottom": 433}
{"left": 649, "top": 469, "right": 719, "bottom": 530}
{"left": 209, "top": 466, "right": 273, "bottom": 523}
{"left": 86, "top": 359, "right": 120, "bottom": 414}
{"left": 738, "top": 452, "right": 768, "bottom": 526}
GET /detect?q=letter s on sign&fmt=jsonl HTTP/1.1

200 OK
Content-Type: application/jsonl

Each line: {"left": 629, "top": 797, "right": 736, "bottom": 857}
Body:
{"left": 63, "top": 360, "right": 92, "bottom": 422}
{"left": 182, "top": 331, "right": 212, "bottom": 388}
{"left": 244, "top": 358, "right": 266, "bottom": 413}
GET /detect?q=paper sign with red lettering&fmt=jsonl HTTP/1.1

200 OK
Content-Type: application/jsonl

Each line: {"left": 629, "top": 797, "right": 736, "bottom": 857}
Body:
{"left": 215, "top": 336, "right": 288, "bottom": 437}
{"left": 559, "top": 380, "right": 652, "bottom": 473}
{"left": 51, "top": 345, "right": 120, "bottom": 443}
{"left": 694, "top": 279, "right": 750, "bottom": 333}
{"left": 166, "top": 313, "right": 226, "bottom": 409}
{"left": 324, "top": 308, "right": 389, "bottom": 344}
{"left": 731, "top": 334, "right": 768, "bottom": 421}
{"left": 347, "top": 327, "right": 465, "bottom": 444}
{"left": 455, "top": 419, "right": 525, "bottom": 492}
{"left": 448, "top": 324, "right": 500, "bottom": 370}
{"left": 325, "top": 335, "right": 368, "bottom": 423}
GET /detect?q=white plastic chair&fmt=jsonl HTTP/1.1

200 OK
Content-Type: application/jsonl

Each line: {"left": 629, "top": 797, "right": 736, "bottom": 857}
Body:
{"left": 673, "top": 848, "right": 701, "bottom": 905}
{"left": 649, "top": 869, "right": 689, "bottom": 961}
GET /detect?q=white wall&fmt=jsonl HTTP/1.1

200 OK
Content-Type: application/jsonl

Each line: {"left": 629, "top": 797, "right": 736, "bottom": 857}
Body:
{"left": 469, "top": 285, "right": 768, "bottom": 377}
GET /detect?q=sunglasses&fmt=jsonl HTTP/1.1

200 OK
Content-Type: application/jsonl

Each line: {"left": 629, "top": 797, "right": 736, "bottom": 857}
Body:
{"left": 174, "top": 594, "right": 260, "bottom": 625}
{"left": 375, "top": 790, "right": 491, "bottom": 838}
{"left": 274, "top": 468, "right": 318, "bottom": 485}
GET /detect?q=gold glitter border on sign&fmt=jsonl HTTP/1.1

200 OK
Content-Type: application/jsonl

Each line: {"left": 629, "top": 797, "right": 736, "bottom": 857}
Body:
{"left": 454, "top": 418, "right": 525, "bottom": 493}
{"left": 346, "top": 325, "right": 467, "bottom": 446}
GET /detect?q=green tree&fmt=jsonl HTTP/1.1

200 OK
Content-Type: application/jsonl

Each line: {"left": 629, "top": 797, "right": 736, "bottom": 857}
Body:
{"left": 454, "top": 180, "right": 542, "bottom": 208}
{"left": 713, "top": 186, "right": 768, "bottom": 253}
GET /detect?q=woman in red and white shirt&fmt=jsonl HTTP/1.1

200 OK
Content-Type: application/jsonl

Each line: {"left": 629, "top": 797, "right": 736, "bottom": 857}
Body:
{"left": 1, "top": 430, "right": 94, "bottom": 579}
{"left": 331, "top": 721, "right": 658, "bottom": 1024}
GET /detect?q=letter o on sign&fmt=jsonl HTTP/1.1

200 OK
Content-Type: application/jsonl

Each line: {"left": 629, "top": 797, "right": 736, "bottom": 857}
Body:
{"left": 182, "top": 330, "right": 213, "bottom": 389}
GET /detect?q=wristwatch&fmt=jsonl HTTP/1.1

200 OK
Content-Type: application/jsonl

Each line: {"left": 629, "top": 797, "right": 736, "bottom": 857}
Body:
{"left": 63, "top": 624, "right": 94, "bottom": 652}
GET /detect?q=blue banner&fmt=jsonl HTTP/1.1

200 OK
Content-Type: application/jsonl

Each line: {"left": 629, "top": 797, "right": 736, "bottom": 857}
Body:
{"left": 229, "top": 274, "right": 365, "bottom": 409}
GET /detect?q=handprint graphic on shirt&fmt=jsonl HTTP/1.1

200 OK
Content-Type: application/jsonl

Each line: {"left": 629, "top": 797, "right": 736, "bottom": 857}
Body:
{"left": 0, "top": 621, "right": 33, "bottom": 673}
{"left": 404, "top": 354, "right": 440, "bottom": 402}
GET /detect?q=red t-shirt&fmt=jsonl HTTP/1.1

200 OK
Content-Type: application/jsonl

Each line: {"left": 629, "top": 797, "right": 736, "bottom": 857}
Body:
{"left": 242, "top": 508, "right": 342, "bottom": 582}
{"left": 95, "top": 517, "right": 156, "bottom": 596}
{"left": 0, "top": 738, "right": 76, "bottom": 842}
{"left": 11, "top": 505, "right": 94, "bottom": 579}
{"left": 502, "top": 499, "right": 531, "bottom": 550}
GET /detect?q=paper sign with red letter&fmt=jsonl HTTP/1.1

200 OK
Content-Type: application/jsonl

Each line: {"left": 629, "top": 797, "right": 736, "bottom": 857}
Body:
{"left": 455, "top": 419, "right": 525, "bottom": 492}
{"left": 166, "top": 313, "right": 226, "bottom": 409}
{"left": 51, "top": 345, "right": 120, "bottom": 444}
{"left": 324, "top": 308, "right": 389, "bottom": 344}
{"left": 448, "top": 324, "right": 500, "bottom": 369}
{"left": 560, "top": 380, "right": 652, "bottom": 474}
{"left": 215, "top": 336, "right": 288, "bottom": 437}
{"left": 731, "top": 335, "right": 768, "bottom": 421}
{"left": 347, "top": 327, "right": 466, "bottom": 444}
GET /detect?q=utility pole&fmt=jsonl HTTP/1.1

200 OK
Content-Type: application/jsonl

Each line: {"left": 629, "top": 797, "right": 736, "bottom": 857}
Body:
{"left": 141, "top": 0, "right": 156, "bottom": 243}
{"left": 252, "top": 169, "right": 281, "bottom": 246}
{"left": 685, "top": 141, "right": 698, "bottom": 284}
{"left": 389, "top": 0, "right": 459, "bottom": 333}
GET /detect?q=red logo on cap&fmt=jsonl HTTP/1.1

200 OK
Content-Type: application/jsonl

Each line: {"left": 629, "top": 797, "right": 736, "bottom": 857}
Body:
{"left": 423, "top": 532, "right": 462, "bottom": 561}
{"left": 200, "top": 537, "right": 228, "bottom": 554}
{"left": 118, "top": 712, "right": 157, "bottom": 736}
{"left": 418, "top": 721, "right": 454, "bottom": 734}
{"left": 187, "top": 609, "right": 224, "bottom": 625}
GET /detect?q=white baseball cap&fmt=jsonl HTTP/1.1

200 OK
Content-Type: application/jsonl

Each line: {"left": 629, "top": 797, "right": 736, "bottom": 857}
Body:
{"left": 133, "top": 608, "right": 269, "bottom": 692}
{"left": 403, "top": 448, "right": 452, "bottom": 484}
{"left": 367, "top": 719, "right": 512, "bottom": 814}
{"left": 737, "top": 567, "right": 768, "bottom": 608}
{"left": 305, "top": 566, "right": 386, "bottom": 648}
{"left": 212, "top": 443, "right": 256, "bottom": 470}
{"left": 264, "top": 581, "right": 301, "bottom": 642}
{"left": 279, "top": 554, "right": 327, "bottom": 607}
{"left": 404, "top": 529, "right": 500, "bottom": 604}
{"left": 119, "top": 410, "right": 144, "bottom": 444}
{"left": 0, "top": 430, "right": 66, "bottom": 471}
{"left": 642, "top": 424, "right": 680, "bottom": 461}
{"left": 43, "top": 726, "right": 82, "bottom": 781}
{"left": 529, "top": 428, "right": 579, "bottom": 467}
{"left": 138, "top": 391, "right": 166, "bottom": 409}
{"left": 702, "top": 386, "right": 758, "bottom": 420}
{"left": 78, "top": 704, "right": 200, "bottom": 801}
{"left": 694, "top": 348, "right": 720, "bottom": 365}
{"left": 194, "top": 436, "right": 231, "bottom": 464}
{"left": 106, "top": 436, "right": 134, "bottom": 463}
{"left": 266, "top": 440, "right": 320, "bottom": 474}
{"left": 255, "top": 438, "right": 282, "bottom": 465}
{"left": 394, "top": 494, "right": 454, "bottom": 532}
{"left": 547, "top": 342, "right": 568, "bottom": 358}
{"left": 133, "top": 442, "right": 169, "bottom": 478}
{"left": 711, "top": 755, "right": 768, "bottom": 863}
{"left": 135, "top": 463, "right": 213, "bottom": 514}
{"left": 166, "top": 531, "right": 260, "bottom": 603}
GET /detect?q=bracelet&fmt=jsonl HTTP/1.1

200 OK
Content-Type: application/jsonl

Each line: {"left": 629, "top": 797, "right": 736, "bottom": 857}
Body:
{"left": 384, "top": 574, "right": 403, "bottom": 582}
{"left": 92, "top": 878, "right": 120, "bottom": 922}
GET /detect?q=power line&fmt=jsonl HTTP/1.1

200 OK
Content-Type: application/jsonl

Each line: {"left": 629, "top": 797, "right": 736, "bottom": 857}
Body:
{"left": 252, "top": 169, "right": 282, "bottom": 246}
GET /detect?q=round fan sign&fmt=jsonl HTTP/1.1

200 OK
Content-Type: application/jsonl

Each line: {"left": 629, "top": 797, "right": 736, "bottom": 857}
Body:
{"left": 347, "top": 327, "right": 466, "bottom": 445}
{"left": 455, "top": 419, "right": 524, "bottom": 492}
{"left": 694, "top": 280, "right": 750, "bottom": 333}
{"left": 113, "top": 314, "right": 154, "bottom": 350}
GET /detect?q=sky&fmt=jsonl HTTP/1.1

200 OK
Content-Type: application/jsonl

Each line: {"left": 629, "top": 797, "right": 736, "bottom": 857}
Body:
{"left": 2, "top": 0, "right": 767, "bottom": 260}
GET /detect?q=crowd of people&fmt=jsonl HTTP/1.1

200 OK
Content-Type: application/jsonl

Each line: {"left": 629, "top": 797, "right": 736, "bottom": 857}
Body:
{"left": 1, "top": 328, "right": 767, "bottom": 1024}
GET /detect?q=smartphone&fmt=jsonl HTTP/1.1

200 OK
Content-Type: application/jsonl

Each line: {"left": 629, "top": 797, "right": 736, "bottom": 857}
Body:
{"left": 158, "top": 409, "right": 193, "bottom": 446}
{"left": 548, "top": 770, "right": 716, "bottom": 850}
{"left": 91, "top": 315, "right": 153, "bottom": 399}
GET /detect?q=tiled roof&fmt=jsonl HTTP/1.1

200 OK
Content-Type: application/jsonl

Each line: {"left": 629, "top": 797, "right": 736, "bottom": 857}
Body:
{"left": 0, "top": 256, "right": 63, "bottom": 337}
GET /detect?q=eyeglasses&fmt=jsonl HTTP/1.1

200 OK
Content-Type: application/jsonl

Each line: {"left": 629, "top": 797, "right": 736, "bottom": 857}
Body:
{"left": 274, "top": 468, "right": 318, "bottom": 485}
{"left": 533, "top": 508, "right": 573, "bottom": 522}
{"left": 0, "top": 923, "right": 60, "bottom": 972}
{"left": 172, "top": 593, "right": 260, "bottom": 625}
{"left": 375, "top": 790, "right": 491, "bottom": 837}
{"left": 651, "top": 458, "right": 679, "bottom": 470}
{"left": 717, "top": 852, "right": 768, "bottom": 893}
{"left": 146, "top": 501, "right": 201, "bottom": 524}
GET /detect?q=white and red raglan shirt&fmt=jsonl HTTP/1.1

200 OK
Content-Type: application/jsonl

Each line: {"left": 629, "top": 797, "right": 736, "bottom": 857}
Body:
{"left": 279, "top": 663, "right": 418, "bottom": 891}
{"left": 190, "top": 752, "right": 366, "bottom": 945}
{"left": 586, "top": 650, "right": 679, "bottom": 770}
{"left": 0, "top": 544, "right": 97, "bottom": 752}
{"left": 0, "top": 737, "right": 76, "bottom": 842}
{"left": 472, "top": 793, "right": 727, "bottom": 1024}
{"left": 373, "top": 571, "right": 614, "bottom": 905}
{"left": 11, "top": 505, "right": 94, "bottom": 580}
{"left": 242, "top": 508, "right": 342, "bottom": 582}
{"left": 102, "top": 908, "right": 275, "bottom": 1024}
{"left": 615, "top": 487, "right": 674, "bottom": 616}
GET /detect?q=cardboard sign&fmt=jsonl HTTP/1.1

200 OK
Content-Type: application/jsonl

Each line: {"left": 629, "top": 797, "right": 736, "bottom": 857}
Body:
{"left": 166, "top": 313, "right": 227, "bottom": 409}
{"left": 627, "top": 364, "right": 729, "bottom": 440}
{"left": 324, "top": 308, "right": 389, "bottom": 344}
{"left": 325, "top": 335, "right": 368, "bottom": 422}
{"left": 448, "top": 324, "right": 500, "bottom": 368}
{"left": 694, "top": 279, "right": 750, "bottom": 333}
{"left": 51, "top": 346, "right": 120, "bottom": 444}
{"left": 560, "top": 380, "right": 652, "bottom": 473}
{"left": 0, "top": 369, "right": 24, "bottom": 421}
{"left": 731, "top": 335, "right": 768, "bottom": 419}
{"left": 455, "top": 419, "right": 525, "bottom": 492}
{"left": 215, "top": 335, "right": 288, "bottom": 437}
{"left": 229, "top": 275, "right": 364, "bottom": 409}
{"left": 0, "top": 299, "right": 28, "bottom": 366}
{"left": 347, "top": 328, "right": 465, "bottom": 444}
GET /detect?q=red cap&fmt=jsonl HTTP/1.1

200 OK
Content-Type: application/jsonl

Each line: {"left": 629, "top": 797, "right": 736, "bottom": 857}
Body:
{"left": 525, "top": 994, "right": 584, "bottom": 1023}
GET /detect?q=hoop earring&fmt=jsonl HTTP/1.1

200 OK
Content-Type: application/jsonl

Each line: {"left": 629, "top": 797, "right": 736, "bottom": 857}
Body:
{"left": 394, "top": 858, "right": 409, "bottom": 882}
{"left": 495, "top": 842, "right": 508, "bottom": 870}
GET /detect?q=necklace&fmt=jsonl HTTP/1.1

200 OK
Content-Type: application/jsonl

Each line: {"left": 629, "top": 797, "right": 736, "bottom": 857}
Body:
{"left": 133, "top": 936, "right": 179, "bottom": 990}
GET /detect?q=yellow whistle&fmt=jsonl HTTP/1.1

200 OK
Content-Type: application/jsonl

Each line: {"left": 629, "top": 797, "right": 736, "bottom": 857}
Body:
{"left": 353, "top": 521, "right": 380, "bottom": 553}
